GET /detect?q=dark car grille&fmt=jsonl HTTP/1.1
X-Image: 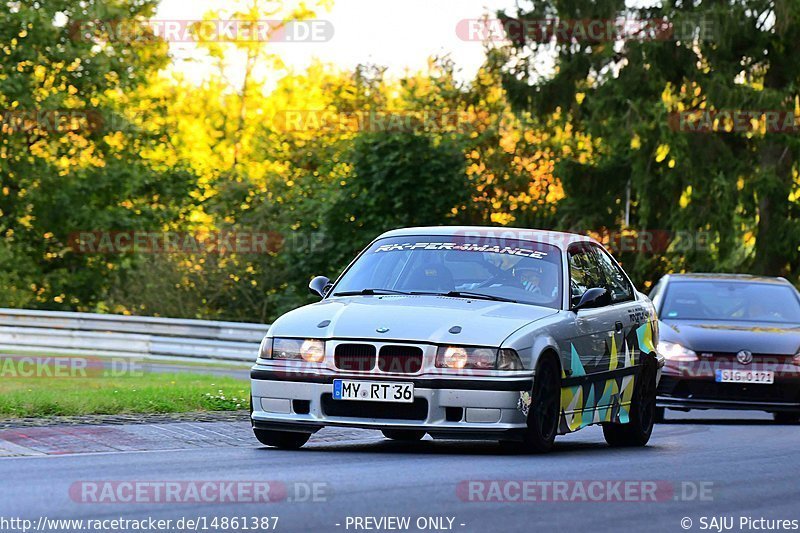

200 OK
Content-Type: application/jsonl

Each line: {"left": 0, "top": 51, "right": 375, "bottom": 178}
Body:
{"left": 378, "top": 345, "right": 423, "bottom": 374}
{"left": 334, "top": 344, "right": 376, "bottom": 371}
{"left": 659, "top": 376, "right": 800, "bottom": 403}
{"left": 701, "top": 352, "right": 793, "bottom": 363}
{"left": 321, "top": 393, "right": 428, "bottom": 420}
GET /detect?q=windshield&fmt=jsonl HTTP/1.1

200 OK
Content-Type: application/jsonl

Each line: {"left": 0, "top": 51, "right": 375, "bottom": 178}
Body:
{"left": 661, "top": 281, "right": 800, "bottom": 323}
{"left": 331, "top": 235, "right": 563, "bottom": 308}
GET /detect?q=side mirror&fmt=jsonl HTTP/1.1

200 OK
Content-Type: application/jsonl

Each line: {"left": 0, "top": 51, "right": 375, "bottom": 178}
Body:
{"left": 572, "top": 287, "right": 610, "bottom": 311}
{"left": 309, "top": 275, "right": 332, "bottom": 298}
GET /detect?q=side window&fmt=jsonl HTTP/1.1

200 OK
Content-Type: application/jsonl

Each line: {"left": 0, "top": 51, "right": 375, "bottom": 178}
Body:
{"left": 593, "top": 246, "right": 634, "bottom": 303}
{"left": 568, "top": 246, "right": 606, "bottom": 306}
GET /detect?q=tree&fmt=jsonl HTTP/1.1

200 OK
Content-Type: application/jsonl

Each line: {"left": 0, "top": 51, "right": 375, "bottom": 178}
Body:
{"left": 497, "top": 0, "right": 800, "bottom": 285}
{"left": 0, "top": 0, "right": 195, "bottom": 310}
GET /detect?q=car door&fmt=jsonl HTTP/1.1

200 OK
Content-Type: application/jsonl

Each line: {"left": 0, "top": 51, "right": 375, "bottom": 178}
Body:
{"left": 564, "top": 243, "right": 617, "bottom": 376}
{"left": 591, "top": 244, "right": 641, "bottom": 369}
{"left": 558, "top": 244, "right": 618, "bottom": 431}
{"left": 589, "top": 244, "right": 647, "bottom": 425}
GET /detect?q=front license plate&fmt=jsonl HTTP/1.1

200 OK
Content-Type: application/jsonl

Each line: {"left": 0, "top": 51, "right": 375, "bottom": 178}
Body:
{"left": 715, "top": 369, "right": 774, "bottom": 384}
{"left": 332, "top": 380, "right": 414, "bottom": 403}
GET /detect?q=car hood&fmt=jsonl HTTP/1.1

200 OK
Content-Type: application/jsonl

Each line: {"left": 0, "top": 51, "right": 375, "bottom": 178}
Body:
{"left": 268, "top": 295, "right": 559, "bottom": 346}
{"left": 660, "top": 319, "right": 800, "bottom": 355}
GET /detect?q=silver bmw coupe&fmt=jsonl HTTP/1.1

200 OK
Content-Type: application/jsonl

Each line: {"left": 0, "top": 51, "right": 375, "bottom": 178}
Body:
{"left": 250, "top": 226, "right": 662, "bottom": 452}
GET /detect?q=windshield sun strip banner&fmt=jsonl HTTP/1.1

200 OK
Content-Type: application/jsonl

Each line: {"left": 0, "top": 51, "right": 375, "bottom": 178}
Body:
{"left": 373, "top": 241, "right": 550, "bottom": 259}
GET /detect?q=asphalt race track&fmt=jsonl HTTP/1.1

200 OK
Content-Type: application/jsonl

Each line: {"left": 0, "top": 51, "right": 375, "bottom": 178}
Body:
{"left": 0, "top": 410, "right": 798, "bottom": 533}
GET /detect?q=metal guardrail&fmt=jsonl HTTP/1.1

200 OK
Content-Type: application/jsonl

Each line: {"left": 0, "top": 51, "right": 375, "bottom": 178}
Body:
{"left": 0, "top": 308, "right": 270, "bottom": 363}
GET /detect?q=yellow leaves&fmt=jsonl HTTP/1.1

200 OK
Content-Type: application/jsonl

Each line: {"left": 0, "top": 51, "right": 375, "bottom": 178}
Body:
{"left": 630, "top": 134, "right": 641, "bottom": 150}
{"left": 737, "top": 177, "right": 745, "bottom": 191}
{"left": 679, "top": 186, "right": 693, "bottom": 208}
{"left": 545, "top": 180, "right": 565, "bottom": 204}
{"left": 103, "top": 131, "right": 125, "bottom": 151}
{"left": 661, "top": 83, "right": 675, "bottom": 108}
{"left": 575, "top": 92, "right": 585, "bottom": 104}
{"left": 188, "top": 209, "right": 214, "bottom": 228}
{"left": 467, "top": 162, "right": 485, "bottom": 177}
{"left": 490, "top": 212, "right": 515, "bottom": 225}
{"left": 499, "top": 132, "right": 519, "bottom": 154}
{"left": 33, "top": 64, "right": 47, "bottom": 81}
{"left": 18, "top": 215, "right": 34, "bottom": 229}
{"left": 654, "top": 143, "right": 670, "bottom": 163}
{"left": 668, "top": 159, "right": 675, "bottom": 169}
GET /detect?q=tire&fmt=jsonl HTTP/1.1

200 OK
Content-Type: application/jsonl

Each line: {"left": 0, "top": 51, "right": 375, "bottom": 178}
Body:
{"left": 773, "top": 412, "right": 800, "bottom": 424}
{"left": 253, "top": 429, "right": 310, "bottom": 449}
{"left": 603, "top": 357, "right": 658, "bottom": 447}
{"left": 502, "top": 355, "right": 561, "bottom": 454}
{"left": 381, "top": 429, "right": 426, "bottom": 441}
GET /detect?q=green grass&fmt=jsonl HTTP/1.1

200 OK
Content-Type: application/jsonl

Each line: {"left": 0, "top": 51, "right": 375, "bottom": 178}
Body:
{"left": 0, "top": 372, "right": 249, "bottom": 418}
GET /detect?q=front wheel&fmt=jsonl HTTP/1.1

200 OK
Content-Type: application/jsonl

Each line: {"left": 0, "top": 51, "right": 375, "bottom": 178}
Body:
{"left": 253, "top": 429, "right": 310, "bottom": 449}
{"left": 502, "top": 355, "right": 561, "bottom": 454}
{"left": 381, "top": 429, "right": 426, "bottom": 441}
{"left": 603, "top": 357, "right": 658, "bottom": 447}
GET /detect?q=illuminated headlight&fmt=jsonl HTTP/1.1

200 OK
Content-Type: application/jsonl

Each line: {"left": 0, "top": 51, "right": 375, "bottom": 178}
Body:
{"left": 435, "top": 346, "right": 522, "bottom": 370}
{"left": 658, "top": 340, "right": 698, "bottom": 362}
{"left": 268, "top": 338, "right": 326, "bottom": 363}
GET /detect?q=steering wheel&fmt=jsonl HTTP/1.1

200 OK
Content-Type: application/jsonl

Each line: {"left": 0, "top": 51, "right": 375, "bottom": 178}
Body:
{"left": 474, "top": 269, "right": 521, "bottom": 289}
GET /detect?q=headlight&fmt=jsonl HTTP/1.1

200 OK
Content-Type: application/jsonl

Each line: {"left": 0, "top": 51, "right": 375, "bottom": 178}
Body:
{"left": 497, "top": 348, "right": 523, "bottom": 370}
{"left": 435, "top": 346, "right": 522, "bottom": 370}
{"left": 270, "top": 338, "right": 326, "bottom": 363}
{"left": 658, "top": 340, "right": 698, "bottom": 362}
{"left": 257, "top": 336, "right": 272, "bottom": 360}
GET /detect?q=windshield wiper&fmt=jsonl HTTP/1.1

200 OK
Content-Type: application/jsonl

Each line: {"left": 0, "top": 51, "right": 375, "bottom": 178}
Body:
{"left": 419, "top": 290, "right": 518, "bottom": 303}
{"left": 333, "top": 288, "right": 412, "bottom": 296}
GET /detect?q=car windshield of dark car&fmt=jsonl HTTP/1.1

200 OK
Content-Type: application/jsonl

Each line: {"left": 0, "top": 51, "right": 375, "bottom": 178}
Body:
{"left": 661, "top": 281, "right": 800, "bottom": 323}
{"left": 332, "top": 236, "right": 563, "bottom": 309}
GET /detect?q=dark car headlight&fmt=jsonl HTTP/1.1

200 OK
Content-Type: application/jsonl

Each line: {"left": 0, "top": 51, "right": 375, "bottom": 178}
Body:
{"left": 435, "top": 346, "right": 522, "bottom": 370}
{"left": 658, "top": 340, "right": 698, "bottom": 362}
{"left": 260, "top": 337, "right": 326, "bottom": 363}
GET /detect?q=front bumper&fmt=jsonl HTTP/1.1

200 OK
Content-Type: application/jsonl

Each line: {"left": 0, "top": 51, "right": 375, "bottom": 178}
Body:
{"left": 250, "top": 366, "right": 532, "bottom": 439}
{"left": 656, "top": 359, "right": 800, "bottom": 413}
